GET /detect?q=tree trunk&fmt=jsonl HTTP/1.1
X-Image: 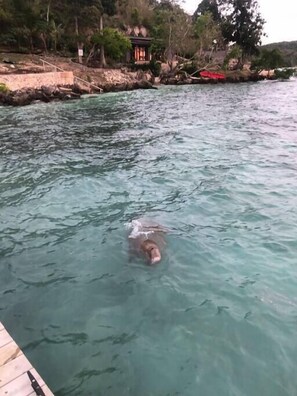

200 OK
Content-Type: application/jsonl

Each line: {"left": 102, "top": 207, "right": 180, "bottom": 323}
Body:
{"left": 46, "top": 1, "right": 51, "bottom": 23}
{"left": 167, "top": 21, "right": 173, "bottom": 70}
{"left": 99, "top": 15, "right": 106, "bottom": 68}
{"left": 53, "top": 31, "right": 57, "bottom": 52}
{"left": 86, "top": 44, "right": 96, "bottom": 65}
{"left": 29, "top": 35, "right": 34, "bottom": 53}
{"left": 75, "top": 16, "right": 83, "bottom": 64}
{"left": 40, "top": 33, "right": 47, "bottom": 53}
{"left": 77, "top": 43, "right": 84, "bottom": 64}
{"left": 75, "top": 16, "right": 79, "bottom": 36}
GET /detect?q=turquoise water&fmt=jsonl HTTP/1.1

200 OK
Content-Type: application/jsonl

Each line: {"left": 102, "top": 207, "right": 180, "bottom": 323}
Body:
{"left": 1, "top": 81, "right": 297, "bottom": 396}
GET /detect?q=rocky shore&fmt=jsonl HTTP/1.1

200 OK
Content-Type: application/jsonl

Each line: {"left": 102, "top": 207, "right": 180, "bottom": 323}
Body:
{"left": 0, "top": 54, "right": 158, "bottom": 106}
{"left": 160, "top": 72, "right": 273, "bottom": 85}
{"left": 0, "top": 70, "right": 277, "bottom": 106}
{"left": 0, "top": 79, "right": 155, "bottom": 106}
{"left": 0, "top": 54, "right": 280, "bottom": 106}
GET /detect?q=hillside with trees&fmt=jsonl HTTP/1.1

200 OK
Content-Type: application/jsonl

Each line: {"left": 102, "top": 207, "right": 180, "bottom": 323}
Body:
{"left": 0, "top": 0, "right": 275, "bottom": 71}
{"left": 261, "top": 41, "right": 297, "bottom": 67}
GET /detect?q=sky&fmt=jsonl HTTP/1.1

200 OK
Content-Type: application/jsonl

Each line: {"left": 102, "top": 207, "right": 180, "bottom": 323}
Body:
{"left": 182, "top": 0, "right": 297, "bottom": 44}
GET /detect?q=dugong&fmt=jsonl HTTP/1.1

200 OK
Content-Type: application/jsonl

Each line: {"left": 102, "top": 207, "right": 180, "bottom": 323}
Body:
{"left": 128, "top": 218, "right": 168, "bottom": 265}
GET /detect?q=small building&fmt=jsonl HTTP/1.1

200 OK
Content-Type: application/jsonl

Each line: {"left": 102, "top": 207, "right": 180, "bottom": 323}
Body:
{"left": 126, "top": 26, "right": 153, "bottom": 64}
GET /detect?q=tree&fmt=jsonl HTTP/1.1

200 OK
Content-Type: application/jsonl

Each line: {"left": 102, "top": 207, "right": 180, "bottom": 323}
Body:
{"left": 92, "top": 28, "right": 132, "bottom": 61}
{"left": 49, "top": 19, "right": 63, "bottom": 52}
{"left": 193, "top": 0, "right": 221, "bottom": 22}
{"left": 63, "top": 0, "right": 101, "bottom": 63}
{"left": 98, "top": 0, "right": 116, "bottom": 67}
{"left": 194, "top": 12, "right": 222, "bottom": 57}
{"left": 251, "top": 49, "right": 284, "bottom": 71}
{"left": 116, "top": 0, "right": 155, "bottom": 28}
{"left": 151, "top": 0, "right": 195, "bottom": 66}
{"left": 219, "top": 0, "right": 265, "bottom": 61}
{"left": 0, "top": 0, "right": 13, "bottom": 30}
{"left": 223, "top": 44, "right": 242, "bottom": 68}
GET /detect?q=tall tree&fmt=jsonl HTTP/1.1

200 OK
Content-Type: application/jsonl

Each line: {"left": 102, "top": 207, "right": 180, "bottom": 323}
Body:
{"left": 63, "top": 0, "right": 102, "bottom": 63}
{"left": 116, "top": 0, "right": 155, "bottom": 28}
{"left": 98, "top": 0, "right": 116, "bottom": 67}
{"left": 193, "top": 0, "right": 221, "bottom": 22}
{"left": 91, "top": 28, "right": 131, "bottom": 62}
{"left": 194, "top": 12, "right": 222, "bottom": 57}
{"left": 152, "top": 0, "right": 195, "bottom": 66}
{"left": 219, "top": 0, "right": 265, "bottom": 60}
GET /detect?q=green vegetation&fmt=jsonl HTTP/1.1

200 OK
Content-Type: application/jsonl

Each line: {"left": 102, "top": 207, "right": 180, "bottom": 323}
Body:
{"left": 251, "top": 48, "right": 296, "bottom": 79}
{"left": 220, "top": 0, "right": 265, "bottom": 60}
{"left": 252, "top": 49, "right": 284, "bottom": 71}
{"left": 0, "top": 0, "right": 269, "bottom": 69}
{"left": 91, "top": 28, "right": 132, "bottom": 62}
{"left": 0, "top": 83, "right": 9, "bottom": 93}
{"left": 130, "top": 59, "right": 161, "bottom": 76}
{"left": 194, "top": 12, "right": 222, "bottom": 58}
{"left": 274, "top": 68, "right": 296, "bottom": 80}
{"left": 261, "top": 41, "right": 297, "bottom": 67}
{"left": 193, "top": 0, "right": 221, "bottom": 23}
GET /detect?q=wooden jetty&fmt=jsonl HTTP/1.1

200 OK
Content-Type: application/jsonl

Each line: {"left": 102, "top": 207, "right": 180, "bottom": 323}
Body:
{"left": 0, "top": 322, "right": 54, "bottom": 396}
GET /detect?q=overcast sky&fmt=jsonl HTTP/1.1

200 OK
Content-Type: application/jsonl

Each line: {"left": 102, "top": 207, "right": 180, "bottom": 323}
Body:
{"left": 182, "top": 0, "right": 297, "bottom": 44}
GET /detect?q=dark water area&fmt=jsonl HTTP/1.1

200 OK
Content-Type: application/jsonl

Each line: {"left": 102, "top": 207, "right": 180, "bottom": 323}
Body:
{"left": 1, "top": 81, "right": 297, "bottom": 395}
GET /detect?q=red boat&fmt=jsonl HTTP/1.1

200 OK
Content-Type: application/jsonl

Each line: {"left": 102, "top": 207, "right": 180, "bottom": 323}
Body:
{"left": 200, "top": 70, "right": 226, "bottom": 80}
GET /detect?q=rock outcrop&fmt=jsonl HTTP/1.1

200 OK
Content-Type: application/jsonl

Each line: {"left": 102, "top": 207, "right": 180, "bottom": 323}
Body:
{"left": 0, "top": 85, "right": 81, "bottom": 106}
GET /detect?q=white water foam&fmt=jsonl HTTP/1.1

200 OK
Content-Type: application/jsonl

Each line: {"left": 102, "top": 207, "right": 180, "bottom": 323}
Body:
{"left": 126, "top": 219, "right": 154, "bottom": 239}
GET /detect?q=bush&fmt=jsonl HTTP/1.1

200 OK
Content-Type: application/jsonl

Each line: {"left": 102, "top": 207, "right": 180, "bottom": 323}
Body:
{"left": 274, "top": 68, "right": 296, "bottom": 79}
{"left": 223, "top": 45, "right": 243, "bottom": 69}
{"left": 252, "top": 49, "right": 285, "bottom": 71}
{"left": 0, "top": 83, "right": 9, "bottom": 93}
{"left": 129, "top": 59, "right": 161, "bottom": 76}
{"left": 179, "top": 61, "right": 197, "bottom": 75}
{"left": 92, "top": 28, "right": 132, "bottom": 61}
{"left": 149, "top": 59, "right": 161, "bottom": 76}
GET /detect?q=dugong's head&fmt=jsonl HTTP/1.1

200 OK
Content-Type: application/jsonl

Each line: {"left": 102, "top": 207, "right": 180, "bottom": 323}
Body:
{"left": 142, "top": 240, "right": 161, "bottom": 265}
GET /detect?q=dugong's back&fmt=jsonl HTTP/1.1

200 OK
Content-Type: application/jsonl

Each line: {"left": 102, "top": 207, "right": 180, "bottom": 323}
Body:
{"left": 128, "top": 218, "right": 167, "bottom": 260}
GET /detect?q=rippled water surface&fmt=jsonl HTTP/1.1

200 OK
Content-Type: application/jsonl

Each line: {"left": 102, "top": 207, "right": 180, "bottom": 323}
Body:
{"left": 1, "top": 81, "right": 297, "bottom": 396}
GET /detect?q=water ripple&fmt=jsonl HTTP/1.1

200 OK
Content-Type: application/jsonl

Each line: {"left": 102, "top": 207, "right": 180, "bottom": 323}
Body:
{"left": 1, "top": 82, "right": 297, "bottom": 395}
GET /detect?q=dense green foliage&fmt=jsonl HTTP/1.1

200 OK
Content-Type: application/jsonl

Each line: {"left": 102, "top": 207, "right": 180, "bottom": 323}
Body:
{"left": 130, "top": 58, "right": 161, "bottom": 76}
{"left": 194, "top": 12, "right": 222, "bottom": 57}
{"left": 261, "top": 41, "right": 297, "bottom": 67}
{"left": 0, "top": 0, "right": 117, "bottom": 53}
{"left": 251, "top": 49, "right": 284, "bottom": 71}
{"left": 274, "top": 68, "right": 296, "bottom": 80}
{"left": 92, "top": 28, "right": 132, "bottom": 61}
{"left": 150, "top": 1, "right": 196, "bottom": 63}
{"left": 0, "top": 0, "right": 268, "bottom": 67}
{"left": 193, "top": 0, "right": 221, "bottom": 22}
{"left": 219, "top": 0, "right": 265, "bottom": 59}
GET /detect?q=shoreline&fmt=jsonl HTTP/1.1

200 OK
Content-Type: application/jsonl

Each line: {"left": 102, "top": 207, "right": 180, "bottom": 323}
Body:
{"left": 0, "top": 53, "right": 286, "bottom": 107}
{"left": 0, "top": 64, "right": 282, "bottom": 107}
{"left": 0, "top": 80, "right": 156, "bottom": 107}
{"left": 0, "top": 73, "right": 278, "bottom": 107}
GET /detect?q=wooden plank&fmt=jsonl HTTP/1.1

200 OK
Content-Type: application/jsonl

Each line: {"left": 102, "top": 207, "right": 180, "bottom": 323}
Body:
{"left": 0, "top": 341, "right": 22, "bottom": 367}
{"left": 0, "top": 368, "right": 45, "bottom": 396}
{"left": 0, "top": 354, "right": 32, "bottom": 388}
{"left": 0, "top": 330, "right": 13, "bottom": 349}
{"left": 0, "top": 324, "right": 54, "bottom": 395}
